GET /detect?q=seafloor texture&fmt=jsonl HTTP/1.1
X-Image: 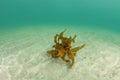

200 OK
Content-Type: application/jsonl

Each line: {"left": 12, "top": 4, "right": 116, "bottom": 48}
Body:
{"left": 0, "top": 26, "right": 120, "bottom": 80}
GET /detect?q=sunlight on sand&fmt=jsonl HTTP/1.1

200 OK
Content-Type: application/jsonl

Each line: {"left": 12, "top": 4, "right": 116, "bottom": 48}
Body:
{"left": 0, "top": 26, "right": 120, "bottom": 80}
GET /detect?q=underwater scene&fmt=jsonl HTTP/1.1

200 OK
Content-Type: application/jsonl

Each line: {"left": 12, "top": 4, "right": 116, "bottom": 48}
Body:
{"left": 0, "top": 0, "right": 120, "bottom": 80}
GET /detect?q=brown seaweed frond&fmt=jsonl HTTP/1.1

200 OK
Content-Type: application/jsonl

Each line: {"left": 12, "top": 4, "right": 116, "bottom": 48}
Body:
{"left": 47, "top": 30, "right": 85, "bottom": 68}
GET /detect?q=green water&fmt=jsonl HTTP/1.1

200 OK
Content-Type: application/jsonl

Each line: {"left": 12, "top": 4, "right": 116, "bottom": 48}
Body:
{"left": 0, "top": 0, "right": 120, "bottom": 32}
{"left": 0, "top": 1, "right": 120, "bottom": 80}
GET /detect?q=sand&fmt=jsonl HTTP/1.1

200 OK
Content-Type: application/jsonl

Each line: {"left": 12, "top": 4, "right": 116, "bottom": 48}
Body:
{"left": 0, "top": 25, "right": 120, "bottom": 80}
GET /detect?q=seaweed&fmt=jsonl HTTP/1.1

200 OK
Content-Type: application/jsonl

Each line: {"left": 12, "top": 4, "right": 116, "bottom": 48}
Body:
{"left": 47, "top": 30, "right": 85, "bottom": 68}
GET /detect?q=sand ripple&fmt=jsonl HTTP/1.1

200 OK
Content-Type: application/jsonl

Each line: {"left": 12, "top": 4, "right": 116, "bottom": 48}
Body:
{"left": 0, "top": 27, "right": 120, "bottom": 80}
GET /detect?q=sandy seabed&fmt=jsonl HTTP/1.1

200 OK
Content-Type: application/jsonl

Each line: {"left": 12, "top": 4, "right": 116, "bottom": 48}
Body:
{"left": 0, "top": 26, "right": 120, "bottom": 80}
